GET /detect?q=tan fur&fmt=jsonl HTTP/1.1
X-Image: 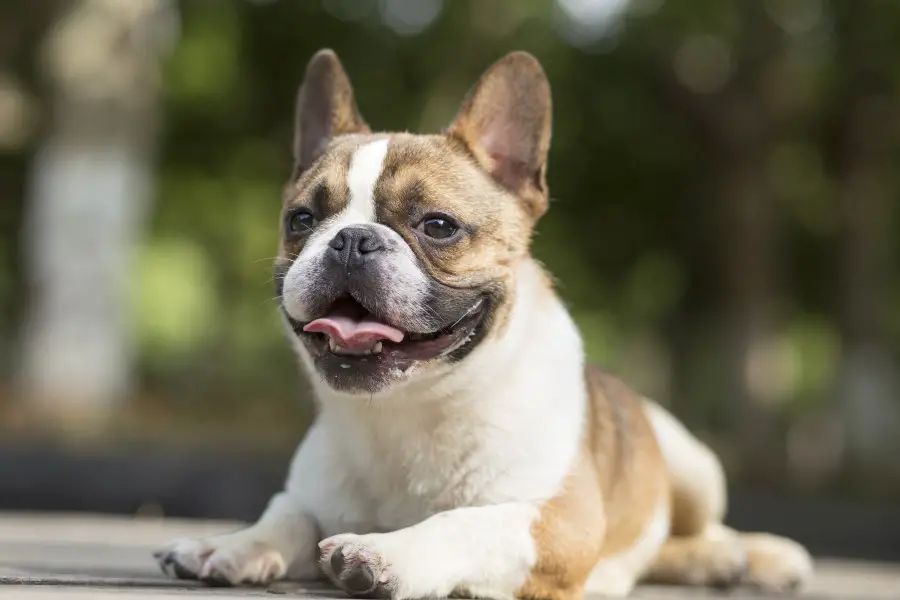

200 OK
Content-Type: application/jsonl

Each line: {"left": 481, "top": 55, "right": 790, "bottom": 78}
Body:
{"left": 520, "top": 368, "right": 668, "bottom": 600}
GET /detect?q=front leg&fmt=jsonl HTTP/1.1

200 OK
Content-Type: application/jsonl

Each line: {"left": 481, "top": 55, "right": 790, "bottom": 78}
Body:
{"left": 155, "top": 422, "right": 347, "bottom": 585}
{"left": 155, "top": 491, "right": 320, "bottom": 585}
{"left": 320, "top": 503, "right": 539, "bottom": 600}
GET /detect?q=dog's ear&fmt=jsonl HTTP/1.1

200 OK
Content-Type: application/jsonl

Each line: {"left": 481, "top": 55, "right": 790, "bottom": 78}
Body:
{"left": 293, "top": 49, "right": 370, "bottom": 176}
{"left": 447, "top": 52, "right": 552, "bottom": 220}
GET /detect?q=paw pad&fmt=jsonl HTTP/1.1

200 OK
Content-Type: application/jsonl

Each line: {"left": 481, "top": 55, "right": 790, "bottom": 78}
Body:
{"left": 331, "top": 550, "right": 377, "bottom": 595}
{"left": 322, "top": 541, "right": 395, "bottom": 599}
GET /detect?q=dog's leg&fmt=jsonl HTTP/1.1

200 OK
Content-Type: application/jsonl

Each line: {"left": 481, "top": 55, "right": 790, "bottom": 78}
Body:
{"left": 645, "top": 524, "right": 812, "bottom": 593}
{"left": 154, "top": 491, "right": 319, "bottom": 585}
{"left": 642, "top": 523, "right": 748, "bottom": 588}
{"left": 641, "top": 401, "right": 813, "bottom": 593}
{"left": 319, "top": 503, "right": 539, "bottom": 600}
{"left": 154, "top": 423, "right": 341, "bottom": 585}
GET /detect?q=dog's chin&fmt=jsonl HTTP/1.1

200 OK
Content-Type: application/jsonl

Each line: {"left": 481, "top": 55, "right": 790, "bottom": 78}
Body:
{"left": 286, "top": 296, "right": 490, "bottom": 395}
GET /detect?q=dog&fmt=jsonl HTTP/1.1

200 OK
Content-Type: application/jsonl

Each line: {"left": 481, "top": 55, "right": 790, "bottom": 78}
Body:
{"left": 154, "top": 50, "right": 814, "bottom": 600}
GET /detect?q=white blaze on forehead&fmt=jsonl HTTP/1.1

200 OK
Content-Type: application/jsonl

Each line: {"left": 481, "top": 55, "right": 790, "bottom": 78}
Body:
{"left": 345, "top": 138, "right": 390, "bottom": 221}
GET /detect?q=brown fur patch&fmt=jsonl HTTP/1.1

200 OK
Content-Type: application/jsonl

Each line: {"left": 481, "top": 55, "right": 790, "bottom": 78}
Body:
{"left": 518, "top": 367, "right": 669, "bottom": 600}
{"left": 375, "top": 134, "right": 532, "bottom": 281}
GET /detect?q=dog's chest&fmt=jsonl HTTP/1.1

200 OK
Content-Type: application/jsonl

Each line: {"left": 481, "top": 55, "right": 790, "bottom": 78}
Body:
{"left": 332, "top": 406, "right": 527, "bottom": 531}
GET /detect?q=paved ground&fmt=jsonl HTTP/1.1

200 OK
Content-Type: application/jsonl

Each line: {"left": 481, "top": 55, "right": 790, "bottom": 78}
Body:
{"left": 0, "top": 513, "right": 896, "bottom": 599}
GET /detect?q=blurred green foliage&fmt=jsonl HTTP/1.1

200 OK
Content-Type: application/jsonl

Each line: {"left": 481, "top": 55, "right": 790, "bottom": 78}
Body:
{"left": 2, "top": 0, "right": 900, "bottom": 496}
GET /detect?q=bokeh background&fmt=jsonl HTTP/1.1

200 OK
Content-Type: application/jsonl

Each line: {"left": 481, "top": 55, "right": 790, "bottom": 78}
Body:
{"left": 0, "top": 0, "right": 898, "bottom": 561}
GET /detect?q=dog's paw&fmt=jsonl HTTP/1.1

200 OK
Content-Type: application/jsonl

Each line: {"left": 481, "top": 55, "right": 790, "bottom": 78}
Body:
{"left": 154, "top": 535, "right": 286, "bottom": 586}
{"left": 697, "top": 537, "right": 750, "bottom": 589}
{"left": 740, "top": 534, "right": 814, "bottom": 594}
{"left": 643, "top": 528, "right": 749, "bottom": 591}
{"left": 676, "top": 537, "right": 749, "bottom": 589}
{"left": 319, "top": 534, "right": 398, "bottom": 598}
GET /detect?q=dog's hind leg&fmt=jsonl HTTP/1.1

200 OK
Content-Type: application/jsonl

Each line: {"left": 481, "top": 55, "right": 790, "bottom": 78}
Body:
{"left": 639, "top": 401, "right": 813, "bottom": 594}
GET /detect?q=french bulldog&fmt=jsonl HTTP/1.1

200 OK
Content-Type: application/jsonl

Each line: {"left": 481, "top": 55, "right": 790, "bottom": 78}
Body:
{"left": 154, "top": 50, "right": 813, "bottom": 600}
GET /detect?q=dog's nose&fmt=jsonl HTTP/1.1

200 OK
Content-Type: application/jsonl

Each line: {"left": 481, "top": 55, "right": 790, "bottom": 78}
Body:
{"left": 328, "top": 225, "right": 385, "bottom": 266}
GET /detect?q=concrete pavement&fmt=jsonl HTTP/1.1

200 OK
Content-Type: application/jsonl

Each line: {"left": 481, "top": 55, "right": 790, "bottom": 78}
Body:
{"left": 0, "top": 513, "right": 896, "bottom": 599}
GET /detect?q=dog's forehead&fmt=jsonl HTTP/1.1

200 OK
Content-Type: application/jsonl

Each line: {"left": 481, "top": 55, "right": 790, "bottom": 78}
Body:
{"left": 289, "top": 133, "right": 493, "bottom": 216}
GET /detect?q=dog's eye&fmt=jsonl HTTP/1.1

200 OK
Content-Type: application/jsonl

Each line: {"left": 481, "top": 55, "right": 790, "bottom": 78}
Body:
{"left": 286, "top": 209, "right": 316, "bottom": 235}
{"left": 419, "top": 216, "right": 458, "bottom": 240}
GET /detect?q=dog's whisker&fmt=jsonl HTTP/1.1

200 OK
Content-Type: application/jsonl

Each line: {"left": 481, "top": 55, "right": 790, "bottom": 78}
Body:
{"left": 263, "top": 274, "right": 288, "bottom": 286}
{"left": 258, "top": 296, "right": 285, "bottom": 308}
{"left": 254, "top": 251, "right": 300, "bottom": 265}
{"left": 447, "top": 300, "right": 483, "bottom": 331}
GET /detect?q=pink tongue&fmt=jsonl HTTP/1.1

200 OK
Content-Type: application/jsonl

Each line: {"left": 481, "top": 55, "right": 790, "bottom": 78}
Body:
{"left": 304, "top": 315, "right": 405, "bottom": 349}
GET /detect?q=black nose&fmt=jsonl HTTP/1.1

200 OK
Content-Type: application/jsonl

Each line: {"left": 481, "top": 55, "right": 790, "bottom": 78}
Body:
{"left": 328, "top": 225, "right": 385, "bottom": 266}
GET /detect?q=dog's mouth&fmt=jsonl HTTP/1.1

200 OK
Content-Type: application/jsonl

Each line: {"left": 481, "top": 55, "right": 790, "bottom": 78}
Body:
{"left": 291, "top": 296, "right": 487, "bottom": 362}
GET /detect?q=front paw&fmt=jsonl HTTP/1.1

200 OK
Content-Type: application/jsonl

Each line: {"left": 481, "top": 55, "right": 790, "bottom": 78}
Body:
{"left": 319, "top": 534, "right": 398, "bottom": 598}
{"left": 154, "top": 534, "right": 286, "bottom": 586}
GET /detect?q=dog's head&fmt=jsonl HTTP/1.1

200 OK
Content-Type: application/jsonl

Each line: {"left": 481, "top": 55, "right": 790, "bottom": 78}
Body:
{"left": 276, "top": 49, "right": 552, "bottom": 395}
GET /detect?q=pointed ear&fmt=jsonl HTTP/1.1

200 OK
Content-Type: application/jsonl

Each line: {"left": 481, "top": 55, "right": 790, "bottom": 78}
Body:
{"left": 447, "top": 52, "right": 552, "bottom": 219}
{"left": 293, "top": 49, "right": 370, "bottom": 175}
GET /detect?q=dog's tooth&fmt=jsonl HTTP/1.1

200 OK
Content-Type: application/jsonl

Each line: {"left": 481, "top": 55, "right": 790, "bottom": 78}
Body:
{"left": 327, "top": 340, "right": 385, "bottom": 356}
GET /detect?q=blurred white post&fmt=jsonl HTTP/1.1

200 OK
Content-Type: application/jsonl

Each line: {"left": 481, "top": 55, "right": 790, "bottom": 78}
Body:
{"left": 18, "top": 0, "right": 178, "bottom": 432}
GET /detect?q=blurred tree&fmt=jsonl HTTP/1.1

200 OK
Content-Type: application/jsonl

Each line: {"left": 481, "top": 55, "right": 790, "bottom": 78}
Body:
{"left": 829, "top": 0, "right": 900, "bottom": 469}
{"left": 0, "top": 0, "right": 898, "bottom": 497}
{"left": 619, "top": 0, "right": 795, "bottom": 477}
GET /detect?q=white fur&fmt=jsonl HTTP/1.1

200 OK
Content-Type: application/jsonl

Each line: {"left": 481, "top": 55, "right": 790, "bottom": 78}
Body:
{"left": 346, "top": 138, "right": 389, "bottom": 221}
{"left": 643, "top": 399, "right": 727, "bottom": 525}
{"left": 156, "top": 260, "right": 588, "bottom": 598}
{"left": 320, "top": 504, "right": 540, "bottom": 600}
